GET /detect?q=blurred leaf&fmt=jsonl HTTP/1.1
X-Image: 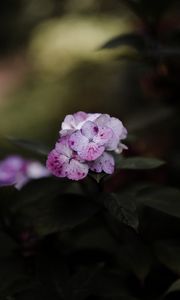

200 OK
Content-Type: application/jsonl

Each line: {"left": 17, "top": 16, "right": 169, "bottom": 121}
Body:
{"left": 117, "top": 156, "right": 165, "bottom": 170}
{"left": 2, "top": 176, "right": 100, "bottom": 237}
{"left": 0, "top": 256, "right": 32, "bottom": 298}
{"left": 0, "top": 231, "right": 17, "bottom": 257}
{"left": 36, "top": 252, "right": 69, "bottom": 300}
{"left": 147, "top": 46, "right": 180, "bottom": 58}
{"left": 105, "top": 297, "right": 139, "bottom": 300}
{"left": 164, "top": 279, "right": 180, "bottom": 296}
{"left": 70, "top": 264, "right": 104, "bottom": 300}
{"left": 38, "top": 194, "right": 99, "bottom": 235}
{"left": 0, "top": 277, "right": 38, "bottom": 299}
{"left": 116, "top": 241, "right": 154, "bottom": 281}
{"left": 153, "top": 240, "right": 180, "bottom": 275}
{"left": 89, "top": 172, "right": 107, "bottom": 183}
{"left": 6, "top": 137, "right": 50, "bottom": 156}
{"left": 100, "top": 33, "right": 146, "bottom": 51}
{"left": 12, "top": 191, "right": 99, "bottom": 236}
{"left": 101, "top": 193, "right": 139, "bottom": 230}
{"left": 136, "top": 186, "right": 180, "bottom": 219}
{"left": 90, "top": 270, "right": 134, "bottom": 298}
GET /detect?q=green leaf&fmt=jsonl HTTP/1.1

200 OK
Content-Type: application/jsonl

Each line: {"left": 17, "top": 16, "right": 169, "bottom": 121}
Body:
{"left": 6, "top": 137, "right": 50, "bottom": 156}
{"left": 101, "top": 193, "right": 139, "bottom": 230}
{"left": 0, "top": 257, "right": 32, "bottom": 298}
{"left": 90, "top": 270, "right": 135, "bottom": 298}
{"left": 118, "top": 157, "right": 165, "bottom": 170}
{"left": 0, "top": 232, "right": 17, "bottom": 257}
{"left": 99, "top": 33, "right": 146, "bottom": 51}
{"left": 153, "top": 240, "right": 180, "bottom": 275}
{"left": 89, "top": 172, "right": 107, "bottom": 183}
{"left": 3, "top": 177, "right": 100, "bottom": 237}
{"left": 37, "top": 194, "right": 100, "bottom": 235}
{"left": 70, "top": 264, "right": 104, "bottom": 300}
{"left": 136, "top": 186, "right": 180, "bottom": 219}
{"left": 115, "top": 238, "right": 154, "bottom": 281}
{"left": 11, "top": 192, "right": 99, "bottom": 236}
{"left": 164, "top": 279, "right": 180, "bottom": 296}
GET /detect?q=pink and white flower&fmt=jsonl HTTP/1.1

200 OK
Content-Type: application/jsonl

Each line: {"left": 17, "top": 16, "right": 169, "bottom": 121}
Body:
{"left": 95, "top": 114, "right": 127, "bottom": 152}
{"left": 69, "top": 121, "right": 113, "bottom": 161}
{"left": 0, "top": 156, "right": 50, "bottom": 189}
{"left": 60, "top": 111, "right": 100, "bottom": 135}
{"left": 47, "top": 136, "right": 89, "bottom": 180}
{"left": 47, "top": 112, "right": 128, "bottom": 181}
{"left": 88, "top": 152, "right": 115, "bottom": 174}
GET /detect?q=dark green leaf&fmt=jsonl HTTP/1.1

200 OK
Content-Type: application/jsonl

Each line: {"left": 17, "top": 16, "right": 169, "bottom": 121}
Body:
{"left": 136, "top": 186, "right": 180, "bottom": 219}
{"left": 91, "top": 270, "right": 134, "bottom": 298}
{"left": 99, "top": 33, "right": 146, "bottom": 51}
{"left": 89, "top": 172, "right": 107, "bottom": 183}
{"left": 0, "top": 257, "right": 31, "bottom": 298}
{"left": 164, "top": 279, "right": 180, "bottom": 296}
{"left": 11, "top": 192, "right": 99, "bottom": 236}
{"left": 0, "top": 232, "right": 17, "bottom": 257}
{"left": 3, "top": 177, "right": 100, "bottom": 236}
{"left": 102, "top": 193, "right": 139, "bottom": 230}
{"left": 118, "top": 243, "right": 153, "bottom": 281}
{"left": 6, "top": 137, "right": 50, "bottom": 156}
{"left": 118, "top": 156, "right": 165, "bottom": 170}
{"left": 147, "top": 46, "right": 180, "bottom": 58}
{"left": 153, "top": 240, "right": 180, "bottom": 275}
{"left": 70, "top": 264, "right": 104, "bottom": 300}
{"left": 37, "top": 194, "right": 99, "bottom": 235}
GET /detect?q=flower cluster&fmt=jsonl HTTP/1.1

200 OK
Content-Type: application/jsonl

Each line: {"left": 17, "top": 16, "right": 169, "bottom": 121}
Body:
{"left": 0, "top": 156, "right": 50, "bottom": 190}
{"left": 47, "top": 112, "right": 127, "bottom": 181}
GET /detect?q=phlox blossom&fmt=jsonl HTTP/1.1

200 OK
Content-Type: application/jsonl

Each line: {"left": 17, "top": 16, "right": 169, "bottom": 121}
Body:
{"left": 47, "top": 112, "right": 128, "bottom": 181}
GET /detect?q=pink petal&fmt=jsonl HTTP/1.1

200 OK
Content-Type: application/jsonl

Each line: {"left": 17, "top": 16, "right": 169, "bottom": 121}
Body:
{"left": 46, "top": 149, "right": 68, "bottom": 177}
{"left": 60, "top": 129, "right": 74, "bottom": 137}
{"left": 67, "top": 159, "right": 88, "bottom": 180}
{"left": 61, "top": 112, "right": 101, "bottom": 133}
{"left": 95, "top": 114, "right": 110, "bottom": 127}
{"left": 61, "top": 114, "right": 75, "bottom": 130}
{"left": 1, "top": 156, "right": 25, "bottom": 172}
{"left": 55, "top": 136, "right": 72, "bottom": 158}
{"left": 74, "top": 111, "right": 88, "bottom": 125}
{"left": 69, "top": 131, "right": 89, "bottom": 152}
{"left": 78, "top": 142, "right": 105, "bottom": 161}
{"left": 121, "top": 126, "right": 128, "bottom": 140}
{"left": 26, "top": 162, "right": 50, "bottom": 179}
{"left": 0, "top": 156, "right": 26, "bottom": 186}
{"left": 15, "top": 175, "right": 29, "bottom": 190}
{"left": 0, "top": 169, "right": 16, "bottom": 185}
{"left": 87, "top": 113, "right": 101, "bottom": 122}
{"left": 115, "top": 143, "right": 128, "bottom": 154}
{"left": 61, "top": 112, "right": 88, "bottom": 132}
{"left": 89, "top": 152, "right": 115, "bottom": 174}
{"left": 93, "top": 127, "right": 113, "bottom": 146}
{"left": 95, "top": 115, "right": 127, "bottom": 151}
{"left": 81, "top": 121, "right": 99, "bottom": 140}
{"left": 105, "top": 134, "right": 119, "bottom": 151}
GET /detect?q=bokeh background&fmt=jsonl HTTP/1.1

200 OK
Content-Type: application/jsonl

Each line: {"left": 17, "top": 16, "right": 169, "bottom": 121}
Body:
{"left": 0, "top": 0, "right": 179, "bottom": 165}
{"left": 0, "top": 2, "right": 180, "bottom": 300}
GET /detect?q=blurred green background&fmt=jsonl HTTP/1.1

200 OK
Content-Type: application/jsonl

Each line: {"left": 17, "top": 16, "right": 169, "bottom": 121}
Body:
{"left": 0, "top": 0, "right": 179, "bottom": 160}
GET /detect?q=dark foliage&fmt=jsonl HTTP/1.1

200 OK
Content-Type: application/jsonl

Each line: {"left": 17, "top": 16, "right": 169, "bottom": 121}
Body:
{"left": 0, "top": 144, "right": 179, "bottom": 300}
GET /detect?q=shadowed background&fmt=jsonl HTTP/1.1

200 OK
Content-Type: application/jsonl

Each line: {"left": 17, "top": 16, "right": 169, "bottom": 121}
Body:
{"left": 0, "top": 0, "right": 179, "bottom": 161}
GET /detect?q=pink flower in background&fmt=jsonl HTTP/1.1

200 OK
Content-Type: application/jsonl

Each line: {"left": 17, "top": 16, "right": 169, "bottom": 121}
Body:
{"left": 47, "top": 136, "right": 88, "bottom": 180}
{"left": 47, "top": 112, "right": 128, "bottom": 180}
{"left": 0, "top": 156, "right": 50, "bottom": 190}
